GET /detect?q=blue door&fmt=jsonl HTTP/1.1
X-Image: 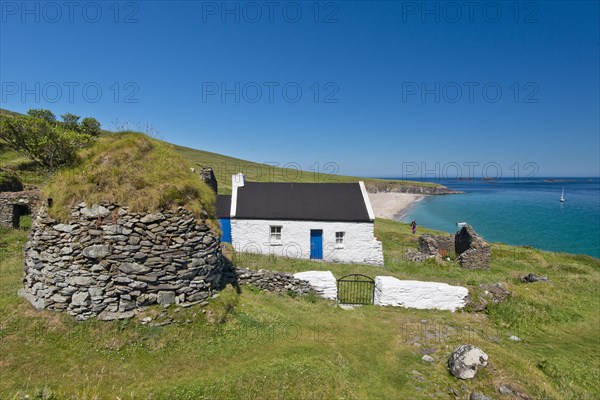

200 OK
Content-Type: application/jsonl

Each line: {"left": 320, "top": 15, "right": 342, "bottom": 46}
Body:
{"left": 219, "top": 218, "right": 232, "bottom": 243}
{"left": 310, "top": 230, "right": 323, "bottom": 259}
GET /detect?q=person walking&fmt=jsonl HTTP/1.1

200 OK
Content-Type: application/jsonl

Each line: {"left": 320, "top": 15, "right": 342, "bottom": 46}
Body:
{"left": 411, "top": 220, "right": 417, "bottom": 234}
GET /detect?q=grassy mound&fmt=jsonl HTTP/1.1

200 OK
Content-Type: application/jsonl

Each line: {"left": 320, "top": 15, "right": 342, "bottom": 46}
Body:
{"left": 0, "top": 169, "right": 23, "bottom": 192}
{"left": 43, "top": 132, "right": 215, "bottom": 221}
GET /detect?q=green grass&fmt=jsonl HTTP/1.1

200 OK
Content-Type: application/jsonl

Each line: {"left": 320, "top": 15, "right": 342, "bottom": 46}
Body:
{"left": 1, "top": 219, "right": 598, "bottom": 399}
{"left": 42, "top": 132, "right": 216, "bottom": 221}
{"left": 1, "top": 108, "right": 598, "bottom": 398}
{"left": 171, "top": 143, "right": 440, "bottom": 195}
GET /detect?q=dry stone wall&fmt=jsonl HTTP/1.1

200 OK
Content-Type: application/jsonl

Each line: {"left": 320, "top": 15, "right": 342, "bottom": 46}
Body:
{"left": 0, "top": 190, "right": 40, "bottom": 228}
{"left": 20, "top": 202, "right": 223, "bottom": 320}
{"left": 221, "top": 265, "right": 313, "bottom": 296}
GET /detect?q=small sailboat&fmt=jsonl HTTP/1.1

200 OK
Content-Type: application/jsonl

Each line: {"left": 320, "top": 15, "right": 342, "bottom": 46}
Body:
{"left": 560, "top": 187, "right": 565, "bottom": 202}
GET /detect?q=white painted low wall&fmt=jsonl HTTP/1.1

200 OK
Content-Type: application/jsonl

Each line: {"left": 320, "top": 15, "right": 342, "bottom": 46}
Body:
{"left": 294, "top": 271, "right": 337, "bottom": 300}
{"left": 374, "top": 276, "right": 469, "bottom": 311}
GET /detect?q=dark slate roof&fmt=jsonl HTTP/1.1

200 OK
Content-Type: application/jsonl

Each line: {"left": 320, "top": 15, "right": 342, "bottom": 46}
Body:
{"left": 216, "top": 195, "right": 231, "bottom": 219}
{"left": 234, "top": 182, "right": 372, "bottom": 222}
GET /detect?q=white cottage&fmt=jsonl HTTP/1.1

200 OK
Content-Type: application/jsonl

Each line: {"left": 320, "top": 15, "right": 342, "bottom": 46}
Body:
{"left": 217, "top": 173, "right": 384, "bottom": 266}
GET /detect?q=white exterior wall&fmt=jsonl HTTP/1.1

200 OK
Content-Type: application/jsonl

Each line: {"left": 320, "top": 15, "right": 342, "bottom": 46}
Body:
{"left": 231, "top": 219, "right": 384, "bottom": 266}
{"left": 293, "top": 271, "right": 338, "bottom": 299}
{"left": 374, "top": 276, "right": 469, "bottom": 311}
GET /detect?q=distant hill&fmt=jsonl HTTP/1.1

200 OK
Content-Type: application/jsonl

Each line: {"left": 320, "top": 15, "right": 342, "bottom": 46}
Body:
{"left": 0, "top": 108, "right": 450, "bottom": 194}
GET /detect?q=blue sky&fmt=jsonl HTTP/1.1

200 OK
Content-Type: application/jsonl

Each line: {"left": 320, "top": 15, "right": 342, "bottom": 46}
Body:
{"left": 1, "top": 1, "right": 599, "bottom": 178}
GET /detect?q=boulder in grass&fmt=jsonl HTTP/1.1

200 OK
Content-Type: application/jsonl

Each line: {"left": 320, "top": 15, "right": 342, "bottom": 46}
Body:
{"left": 448, "top": 344, "right": 489, "bottom": 379}
{"left": 521, "top": 273, "right": 550, "bottom": 283}
{"left": 470, "top": 393, "right": 493, "bottom": 400}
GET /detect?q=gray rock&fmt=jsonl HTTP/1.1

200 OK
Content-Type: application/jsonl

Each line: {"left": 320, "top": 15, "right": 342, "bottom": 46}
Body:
{"left": 51, "top": 293, "right": 69, "bottom": 303}
{"left": 97, "top": 310, "right": 135, "bottom": 321}
{"left": 119, "top": 262, "right": 150, "bottom": 274}
{"left": 498, "top": 385, "right": 513, "bottom": 395}
{"left": 81, "top": 205, "right": 110, "bottom": 219}
{"left": 59, "top": 246, "right": 73, "bottom": 255}
{"left": 521, "top": 273, "right": 550, "bottom": 283}
{"left": 89, "top": 287, "right": 104, "bottom": 297}
{"left": 468, "top": 283, "right": 510, "bottom": 312}
{"left": 82, "top": 245, "right": 111, "bottom": 259}
{"left": 101, "top": 225, "right": 122, "bottom": 234}
{"left": 422, "top": 355, "right": 435, "bottom": 362}
{"left": 72, "top": 291, "right": 90, "bottom": 306}
{"left": 157, "top": 291, "right": 176, "bottom": 305}
{"left": 448, "top": 344, "right": 489, "bottom": 379}
{"left": 18, "top": 288, "right": 46, "bottom": 310}
{"left": 136, "top": 275, "right": 159, "bottom": 283}
{"left": 66, "top": 276, "right": 94, "bottom": 286}
{"left": 53, "top": 224, "right": 77, "bottom": 233}
{"left": 470, "top": 393, "right": 493, "bottom": 400}
{"left": 140, "top": 213, "right": 164, "bottom": 224}
{"left": 508, "top": 335, "right": 522, "bottom": 342}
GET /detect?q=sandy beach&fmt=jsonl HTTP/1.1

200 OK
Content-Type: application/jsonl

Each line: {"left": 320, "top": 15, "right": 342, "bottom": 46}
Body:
{"left": 368, "top": 192, "right": 425, "bottom": 220}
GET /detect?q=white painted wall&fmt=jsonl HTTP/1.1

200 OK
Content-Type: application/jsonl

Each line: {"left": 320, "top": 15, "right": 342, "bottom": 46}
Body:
{"left": 374, "top": 276, "right": 469, "bottom": 311}
{"left": 293, "top": 271, "right": 337, "bottom": 300}
{"left": 231, "top": 219, "right": 384, "bottom": 266}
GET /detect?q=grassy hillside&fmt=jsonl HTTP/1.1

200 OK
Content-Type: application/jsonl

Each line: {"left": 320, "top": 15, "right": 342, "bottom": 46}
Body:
{"left": 172, "top": 143, "right": 439, "bottom": 194}
{"left": 1, "top": 108, "right": 440, "bottom": 195}
{"left": 0, "top": 219, "right": 598, "bottom": 399}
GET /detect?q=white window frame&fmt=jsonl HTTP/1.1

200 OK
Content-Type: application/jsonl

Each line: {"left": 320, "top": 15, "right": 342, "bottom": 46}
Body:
{"left": 270, "top": 225, "right": 282, "bottom": 245}
{"left": 335, "top": 231, "right": 345, "bottom": 248}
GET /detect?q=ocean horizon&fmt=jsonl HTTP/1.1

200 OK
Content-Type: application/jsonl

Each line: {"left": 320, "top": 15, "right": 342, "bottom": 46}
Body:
{"left": 384, "top": 177, "right": 600, "bottom": 259}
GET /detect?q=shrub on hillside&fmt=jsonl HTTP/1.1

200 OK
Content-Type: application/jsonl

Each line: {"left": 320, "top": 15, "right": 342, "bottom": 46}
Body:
{"left": 0, "top": 114, "right": 94, "bottom": 171}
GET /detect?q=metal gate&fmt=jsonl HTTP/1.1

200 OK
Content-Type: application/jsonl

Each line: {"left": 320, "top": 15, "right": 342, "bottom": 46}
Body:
{"left": 337, "top": 274, "right": 375, "bottom": 305}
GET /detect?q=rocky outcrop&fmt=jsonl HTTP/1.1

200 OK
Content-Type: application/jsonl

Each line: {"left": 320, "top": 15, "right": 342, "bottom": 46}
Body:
{"left": 448, "top": 344, "right": 489, "bottom": 379}
{"left": 455, "top": 226, "right": 491, "bottom": 269}
{"left": 20, "top": 202, "right": 223, "bottom": 320}
{"left": 467, "top": 283, "right": 510, "bottom": 312}
{"left": 221, "top": 265, "right": 313, "bottom": 296}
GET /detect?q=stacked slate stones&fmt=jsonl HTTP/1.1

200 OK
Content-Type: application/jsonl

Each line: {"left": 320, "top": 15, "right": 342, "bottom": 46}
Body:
{"left": 222, "top": 265, "right": 313, "bottom": 295}
{"left": 20, "top": 202, "right": 223, "bottom": 321}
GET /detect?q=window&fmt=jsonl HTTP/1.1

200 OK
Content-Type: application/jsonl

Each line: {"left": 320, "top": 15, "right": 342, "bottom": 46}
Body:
{"left": 270, "top": 226, "right": 282, "bottom": 242}
{"left": 335, "top": 231, "right": 345, "bottom": 244}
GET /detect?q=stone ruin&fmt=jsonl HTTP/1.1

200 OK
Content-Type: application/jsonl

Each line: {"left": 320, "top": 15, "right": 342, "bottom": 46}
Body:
{"left": 406, "top": 225, "right": 490, "bottom": 269}
{"left": 0, "top": 190, "right": 40, "bottom": 228}
{"left": 199, "top": 167, "right": 218, "bottom": 193}
{"left": 419, "top": 233, "right": 455, "bottom": 257}
{"left": 454, "top": 226, "right": 491, "bottom": 269}
{"left": 19, "top": 202, "right": 224, "bottom": 320}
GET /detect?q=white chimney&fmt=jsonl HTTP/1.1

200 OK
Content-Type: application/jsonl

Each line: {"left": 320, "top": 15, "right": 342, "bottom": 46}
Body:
{"left": 232, "top": 172, "right": 245, "bottom": 189}
{"left": 230, "top": 173, "right": 245, "bottom": 217}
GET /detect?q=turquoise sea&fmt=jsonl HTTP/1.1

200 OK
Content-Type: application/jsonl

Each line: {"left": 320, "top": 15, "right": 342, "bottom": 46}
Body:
{"left": 393, "top": 178, "right": 600, "bottom": 259}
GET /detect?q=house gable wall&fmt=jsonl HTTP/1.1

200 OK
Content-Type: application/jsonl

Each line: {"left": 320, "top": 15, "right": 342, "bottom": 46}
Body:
{"left": 230, "top": 218, "right": 384, "bottom": 266}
